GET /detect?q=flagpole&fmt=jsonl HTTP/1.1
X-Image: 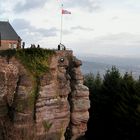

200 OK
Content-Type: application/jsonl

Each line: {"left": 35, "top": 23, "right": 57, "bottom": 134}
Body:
{"left": 60, "top": 4, "right": 63, "bottom": 44}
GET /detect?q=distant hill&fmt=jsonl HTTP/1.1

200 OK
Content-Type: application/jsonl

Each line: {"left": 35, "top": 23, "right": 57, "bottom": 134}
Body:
{"left": 79, "top": 55, "right": 140, "bottom": 79}
{"left": 81, "top": 61, "right": 111, "bottom": 75}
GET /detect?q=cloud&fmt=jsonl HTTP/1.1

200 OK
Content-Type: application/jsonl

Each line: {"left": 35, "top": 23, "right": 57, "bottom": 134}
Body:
{"left": 88, "top": 33, "right": 140, "bottom": 56}
{"left": 71, "top": 26, "right": 94, "bottom": 31}
{"left": 36, "top": 28, "right": 58, "bottom": 37}
{"left": 64, "top": 0, "right": 101, "bottom": 12}
{"left": 12, "top": 19, "right": 31, "bottom": 30}
{"left": 14, "top": 0, "right": 47, "bottom": 12}
{"left": 0, "top": 3, "right": 8, "bottom": 16}
{"left": 0, "top": 6, "right": 4, "bottom": 13}
{"left": 12, "top": 18, "right": 58, "bottom": 37}
{"left": 111, "top": 16, "right": 119, "bottom": 20}
{"left": 96, "top": 33, "right": 140, "bottom": 43}
{"left": 12, "top": 0, "right": 101, "bottom": 13}
{"left": 69, "top": 33, "right": 140, "bottom": 57}
{"left": 11, "top": 18, "right": 58, "bottom": 46}
{"left": 63, "top": 30, "right": 72, "bottom": 35}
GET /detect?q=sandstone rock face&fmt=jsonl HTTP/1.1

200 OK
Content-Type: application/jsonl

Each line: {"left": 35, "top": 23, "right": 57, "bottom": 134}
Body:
{"left": 0, "top": 50, "right": 90, "bottom": 140}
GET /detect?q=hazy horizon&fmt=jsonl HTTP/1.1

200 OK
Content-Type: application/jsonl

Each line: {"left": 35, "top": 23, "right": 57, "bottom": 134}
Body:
{"left": 78, "top": 53, "right": 140, "bottom": 79}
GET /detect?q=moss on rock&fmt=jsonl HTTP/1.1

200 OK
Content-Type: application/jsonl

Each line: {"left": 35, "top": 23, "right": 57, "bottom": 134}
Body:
{"left": 0, "top": 48, "right": 55, "bottom": 77}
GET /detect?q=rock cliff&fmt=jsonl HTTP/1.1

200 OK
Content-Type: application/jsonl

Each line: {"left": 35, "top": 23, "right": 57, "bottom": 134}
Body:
{"left": 0, "top": 49, "right": 90, "bottom": 140}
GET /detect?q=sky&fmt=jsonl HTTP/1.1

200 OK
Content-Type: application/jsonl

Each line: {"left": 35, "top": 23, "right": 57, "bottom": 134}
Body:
{"left": 1, "top": 0, "right": 140, "bottom": 57}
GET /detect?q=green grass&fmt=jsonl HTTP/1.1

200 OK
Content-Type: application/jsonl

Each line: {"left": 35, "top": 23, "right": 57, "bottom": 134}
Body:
{"left": 0, "top": 48, "right": 55, "bottom": 76}
{"left": 42, "top": 120, "right": 53, "bottom": 132}
{"left": 16, "top": 48, "right": 55, "bottom": 76}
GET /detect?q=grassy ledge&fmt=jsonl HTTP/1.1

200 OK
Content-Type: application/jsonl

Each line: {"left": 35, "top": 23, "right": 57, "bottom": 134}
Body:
{"left": 0, "top": 48, "right": 55, "bottom": 77}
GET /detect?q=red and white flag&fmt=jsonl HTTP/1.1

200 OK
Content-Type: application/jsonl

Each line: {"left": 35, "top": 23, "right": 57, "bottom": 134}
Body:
{"left": 62, "top": 9, "right": 71, "bottom": 14}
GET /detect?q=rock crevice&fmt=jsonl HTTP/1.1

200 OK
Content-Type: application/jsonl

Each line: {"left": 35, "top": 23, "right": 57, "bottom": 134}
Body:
{"left": 0, "top": 50, "right": 90, "bottom": 140}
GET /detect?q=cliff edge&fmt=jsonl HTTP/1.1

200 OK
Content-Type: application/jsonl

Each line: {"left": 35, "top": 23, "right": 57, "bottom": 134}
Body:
{"left": 0, "top": 49, "right": 90, "bottom": 140}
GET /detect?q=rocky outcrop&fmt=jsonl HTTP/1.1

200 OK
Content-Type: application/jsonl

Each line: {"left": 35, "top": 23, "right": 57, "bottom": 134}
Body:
{"left": 0, "top": 50, "right": 90, "bottom": 140}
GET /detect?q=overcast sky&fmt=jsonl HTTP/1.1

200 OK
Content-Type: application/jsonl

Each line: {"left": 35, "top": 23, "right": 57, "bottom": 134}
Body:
{"left": 1, "top": 0, "right": 140, "bottom": 57}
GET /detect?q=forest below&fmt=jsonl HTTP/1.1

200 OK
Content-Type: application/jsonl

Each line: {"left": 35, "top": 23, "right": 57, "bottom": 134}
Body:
{"left": 84, "top": 67, "right": 140, "bottom": 140}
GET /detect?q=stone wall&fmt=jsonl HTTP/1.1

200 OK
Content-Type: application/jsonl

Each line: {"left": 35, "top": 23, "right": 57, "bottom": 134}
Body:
{"left": 0, "top": 40, "right": 20, "bottom": 50}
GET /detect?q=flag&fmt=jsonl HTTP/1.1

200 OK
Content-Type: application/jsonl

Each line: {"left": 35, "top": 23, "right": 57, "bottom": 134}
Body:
{"left": 62, "top": 9, "right": 71, "bottom": 14}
